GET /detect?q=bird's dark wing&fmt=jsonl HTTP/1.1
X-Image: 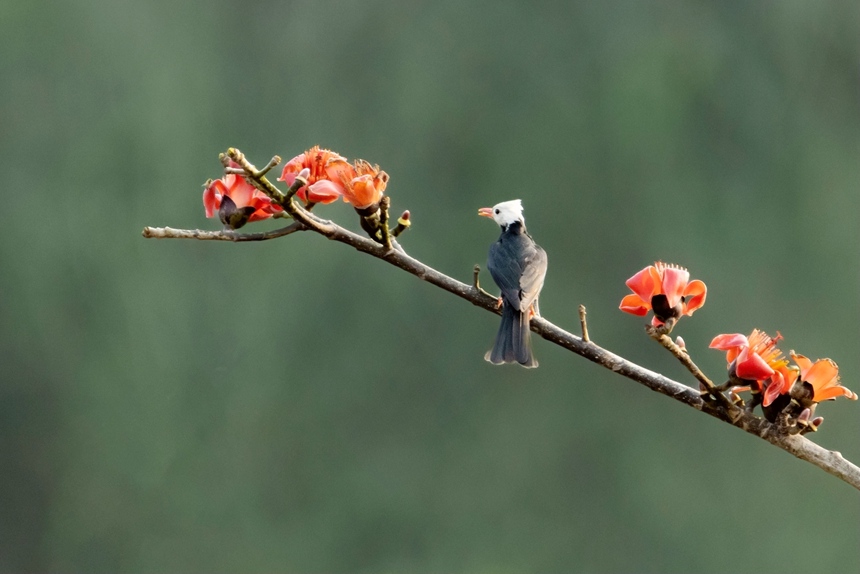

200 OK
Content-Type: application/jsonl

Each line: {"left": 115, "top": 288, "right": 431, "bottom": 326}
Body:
{"left": 487, "top": 239, "right": 523, "bottom": 307}
{"left": 519, "top": 242, "right": 547, "bottom": 310}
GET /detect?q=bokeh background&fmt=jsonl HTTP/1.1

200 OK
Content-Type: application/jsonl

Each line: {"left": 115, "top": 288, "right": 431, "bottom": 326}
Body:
{"left": 2, "top": 1, "right": 858, "bottom": 571}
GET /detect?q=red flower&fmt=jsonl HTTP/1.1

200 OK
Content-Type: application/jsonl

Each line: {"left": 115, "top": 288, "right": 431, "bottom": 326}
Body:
{"left": 203, "top": 165, "right": 281, "bottom": 229}
{"left": 278, "top": 146, "right": 355, "bottom": 205}
{"left": 710, "top": 330, "right": 794, "bottom": 406}
{"left": 340, "top": 160, "right": 389, "bottom": 210}
{"left": 790, "top": 352, "right": 857, "bottom": 403}
{"left": 619, "top": 262, "right": 707, "bottom": 328}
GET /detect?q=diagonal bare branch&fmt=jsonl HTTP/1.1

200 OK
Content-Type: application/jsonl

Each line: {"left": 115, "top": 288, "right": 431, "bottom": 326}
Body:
{"left": 141, "top": 151, "right": 860, "bottom": 492}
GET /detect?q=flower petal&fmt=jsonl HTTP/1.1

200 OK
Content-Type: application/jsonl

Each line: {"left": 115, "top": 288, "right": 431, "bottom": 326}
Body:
{"left": 682, "top": 280, "right": 707, "bottom": 316}
{"left": 203, "top": 180, "right": 226, "bottom": 218}
{"left": 278, "top": 153, "right": 307, "bottom": 182}
{"left": 246, "top": 196, "right": 275, "bottom": 222}
{"left": 709, "top": 333, "right": 747, "bottom": 364}
{"left": 625, "top": 266, "right": 661, "bottom": 302}
{"left": 344, "top": 174, "right": 383, "bottom": 209}
{"left": 661, "top": 266, "right": 690, "bottom": 308}
{"left": 735, "top": 348, "right": 775, "bottom": 381}
{"left": 227, "top": 174, "right": 256, "bottom": 208}
{"left": 305, "top": 180, "right": 343, "bottom": 204}
{"left": 619, "top": 293, "right": 650, "bottom": 316}
{"left": 763, "top": 367, "right": 794, "bottom": 407}
{"left": 763, "top": 383, "right": 782, "bottom": 407}
{"left": 804, "top": 358, "right": 839, "bottom": 387}
{"left": 813, "top": 385, "right": 858, "bottom": 402}
{"left": 709, "top": 333, "right": 748, "bottom": 351}
{"left": 326, "top": 158, "right": 356, "bottom": 186}
{"left": 790, "top": 352, "right": 813, "bottom": 378}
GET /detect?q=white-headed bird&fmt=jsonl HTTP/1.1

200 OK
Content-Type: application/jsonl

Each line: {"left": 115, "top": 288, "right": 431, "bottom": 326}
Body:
{"left": 478, "top": 199, "right": 548, "bottom": 368}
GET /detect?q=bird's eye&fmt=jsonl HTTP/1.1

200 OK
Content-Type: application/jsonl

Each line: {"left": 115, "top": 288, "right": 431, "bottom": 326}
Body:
{"left": 494, "top": 209, "right": 500, "bottom": 214}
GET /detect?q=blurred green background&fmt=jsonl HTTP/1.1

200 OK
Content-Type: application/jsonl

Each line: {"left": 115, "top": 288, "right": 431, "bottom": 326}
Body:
{"left": 2, "top": 0, "right": 858, "bottom": 571}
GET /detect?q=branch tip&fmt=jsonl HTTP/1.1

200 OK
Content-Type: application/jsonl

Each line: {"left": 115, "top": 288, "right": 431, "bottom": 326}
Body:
{"left": 379, "top": 196, "right": 393, "bottom": 251}
{"left": 578, "top": 305, "right": 590, "bottom": 343}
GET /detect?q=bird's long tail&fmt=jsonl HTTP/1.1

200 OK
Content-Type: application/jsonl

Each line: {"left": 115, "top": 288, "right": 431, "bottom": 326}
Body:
{"left": 484, "top": 303, "right": 537, "bottom": 368}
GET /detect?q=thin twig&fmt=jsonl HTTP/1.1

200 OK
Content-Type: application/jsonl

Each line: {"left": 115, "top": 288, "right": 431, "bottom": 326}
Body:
{"left": 646, "top": 326, "right": 737, "bottom": 412}
{"left": 142, "top": 223, "right": 303, "bottom": 241}
{"left": 579, "top": 305, "right": 590, "bottom": 343}
{"left": 472, "top": 264, "right": 494, "bottom": 299}
{"left": 226, "top": 148, "right": 287, "bottom": 203}
{"left": 379, "top": 196, "right": 393, "bottom": 251}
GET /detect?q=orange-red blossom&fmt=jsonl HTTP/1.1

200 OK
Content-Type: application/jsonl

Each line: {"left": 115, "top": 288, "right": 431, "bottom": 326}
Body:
{"left": 709, "top": 330, "right": 795, "bottom": 407}
{"left": 340, "top": 160, "right": 389, "bottom": 211}
{"left": 619, "top": 262, "right": 706, "bottom": 328}
{"left": 278, "top": 146, "right": 355, "bottom": 205}
{"left": 203, "top": 164, "right": 282, "bottom": 228}
{"left": 790, "top": 352, "right": 857, "bottom": 404}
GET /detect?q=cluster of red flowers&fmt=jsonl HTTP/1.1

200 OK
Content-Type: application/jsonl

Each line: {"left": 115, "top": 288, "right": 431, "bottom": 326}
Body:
{"left": 277, "top": 146, "right": 389, "bottom": 212}
{"left": 620, "top": 262, "right": 855, "bottom": 431}
{"left": 710, "top": 330, "right": 855, "bottom": 428}
{"left": 203, "top": 146, "right": 389, "bottom": 229}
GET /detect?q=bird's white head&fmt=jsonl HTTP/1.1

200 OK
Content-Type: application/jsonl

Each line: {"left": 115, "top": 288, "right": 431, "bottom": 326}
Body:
{"left": 478, "top": 199, "right": 525, "bottom": 228}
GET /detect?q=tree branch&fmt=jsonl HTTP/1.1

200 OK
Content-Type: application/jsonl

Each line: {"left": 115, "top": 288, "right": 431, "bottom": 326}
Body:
{"left": 142, "top": 222, "right": 303, "bottom": 241}
{"left": 142, "top": 154, "right": 860, "bottom": 493}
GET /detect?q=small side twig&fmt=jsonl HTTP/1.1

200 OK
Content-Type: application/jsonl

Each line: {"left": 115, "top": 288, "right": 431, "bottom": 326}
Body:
{"left": 579, "top": 305, "right": 590, "bottom": 343}
{"left": 647, "top": 326, "right": 737, "bottom": 413}
{"left": 472, "top": 264, "right": 494, "bottom": 299}
{"left": 225, "top": 148, "right": 287, "bottom": 204}
{"left": 379, "top": 196, "right": 393, "bottom": 251}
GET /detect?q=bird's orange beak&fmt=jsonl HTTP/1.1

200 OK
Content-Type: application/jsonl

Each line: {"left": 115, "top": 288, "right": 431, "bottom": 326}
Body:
{"left": 478, "top": 207, "right": 494, "bottom": 218}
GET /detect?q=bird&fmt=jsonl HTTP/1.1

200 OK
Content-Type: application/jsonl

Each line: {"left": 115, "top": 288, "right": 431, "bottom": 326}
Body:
{"left": 478, "top": 199, "right": 548, "bottom": 368}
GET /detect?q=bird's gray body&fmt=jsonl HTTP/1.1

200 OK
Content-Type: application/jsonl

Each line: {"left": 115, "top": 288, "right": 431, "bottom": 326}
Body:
{"left": 486, "top": 220, "right": 548, "bottom": 368}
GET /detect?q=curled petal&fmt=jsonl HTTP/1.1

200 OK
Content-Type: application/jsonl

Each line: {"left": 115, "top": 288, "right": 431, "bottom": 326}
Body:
{"left": 661, "top": 266, "right": 690, "bottom": 309}
{"left": 304, "top": 180, "right": 344, "bottom": 204}
{"left": 619, "top": 293, "right": 650, "bottom": 316}
{"left": 682, "top": 280, "right": 707, "bottom": 316}
{"left": 813, "top": 385, "right": 858, "bottom": 402}
{"left": 203, "top": 180, "right": 226, "bottom": 218}
{"left": 735, "top": 348, "right": 775, "bottom": 381}
{"left": 225, "top": 174, "right": 255, "bottom": 208}
{"left": 763, "top": 384, "right": 782, "bottom": 408}
{"left": 791, "top": 352, "right": 813, "bottom": 375}
{"left": 763, "top": 366, "right": 795, "bottom": 407}
{"left": 280, "top": 171, "right": 297, "bottom": 187}
{"left": 261, "top": 202, "right": 284, "bottom": 215}
{"left": 709, "top": 333, "right": 747, "bottom": 364}
{"left": 246, "top": 196, "right": 275, "bottom": 222}
{"left": 625, "top": 266, "right": 662, "bottom": 303}
{"left": 709, "top": 333, "right": 748, "bottom": 351}
{"left": 803, "top": 358, "right": 839, "bottom": 389}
